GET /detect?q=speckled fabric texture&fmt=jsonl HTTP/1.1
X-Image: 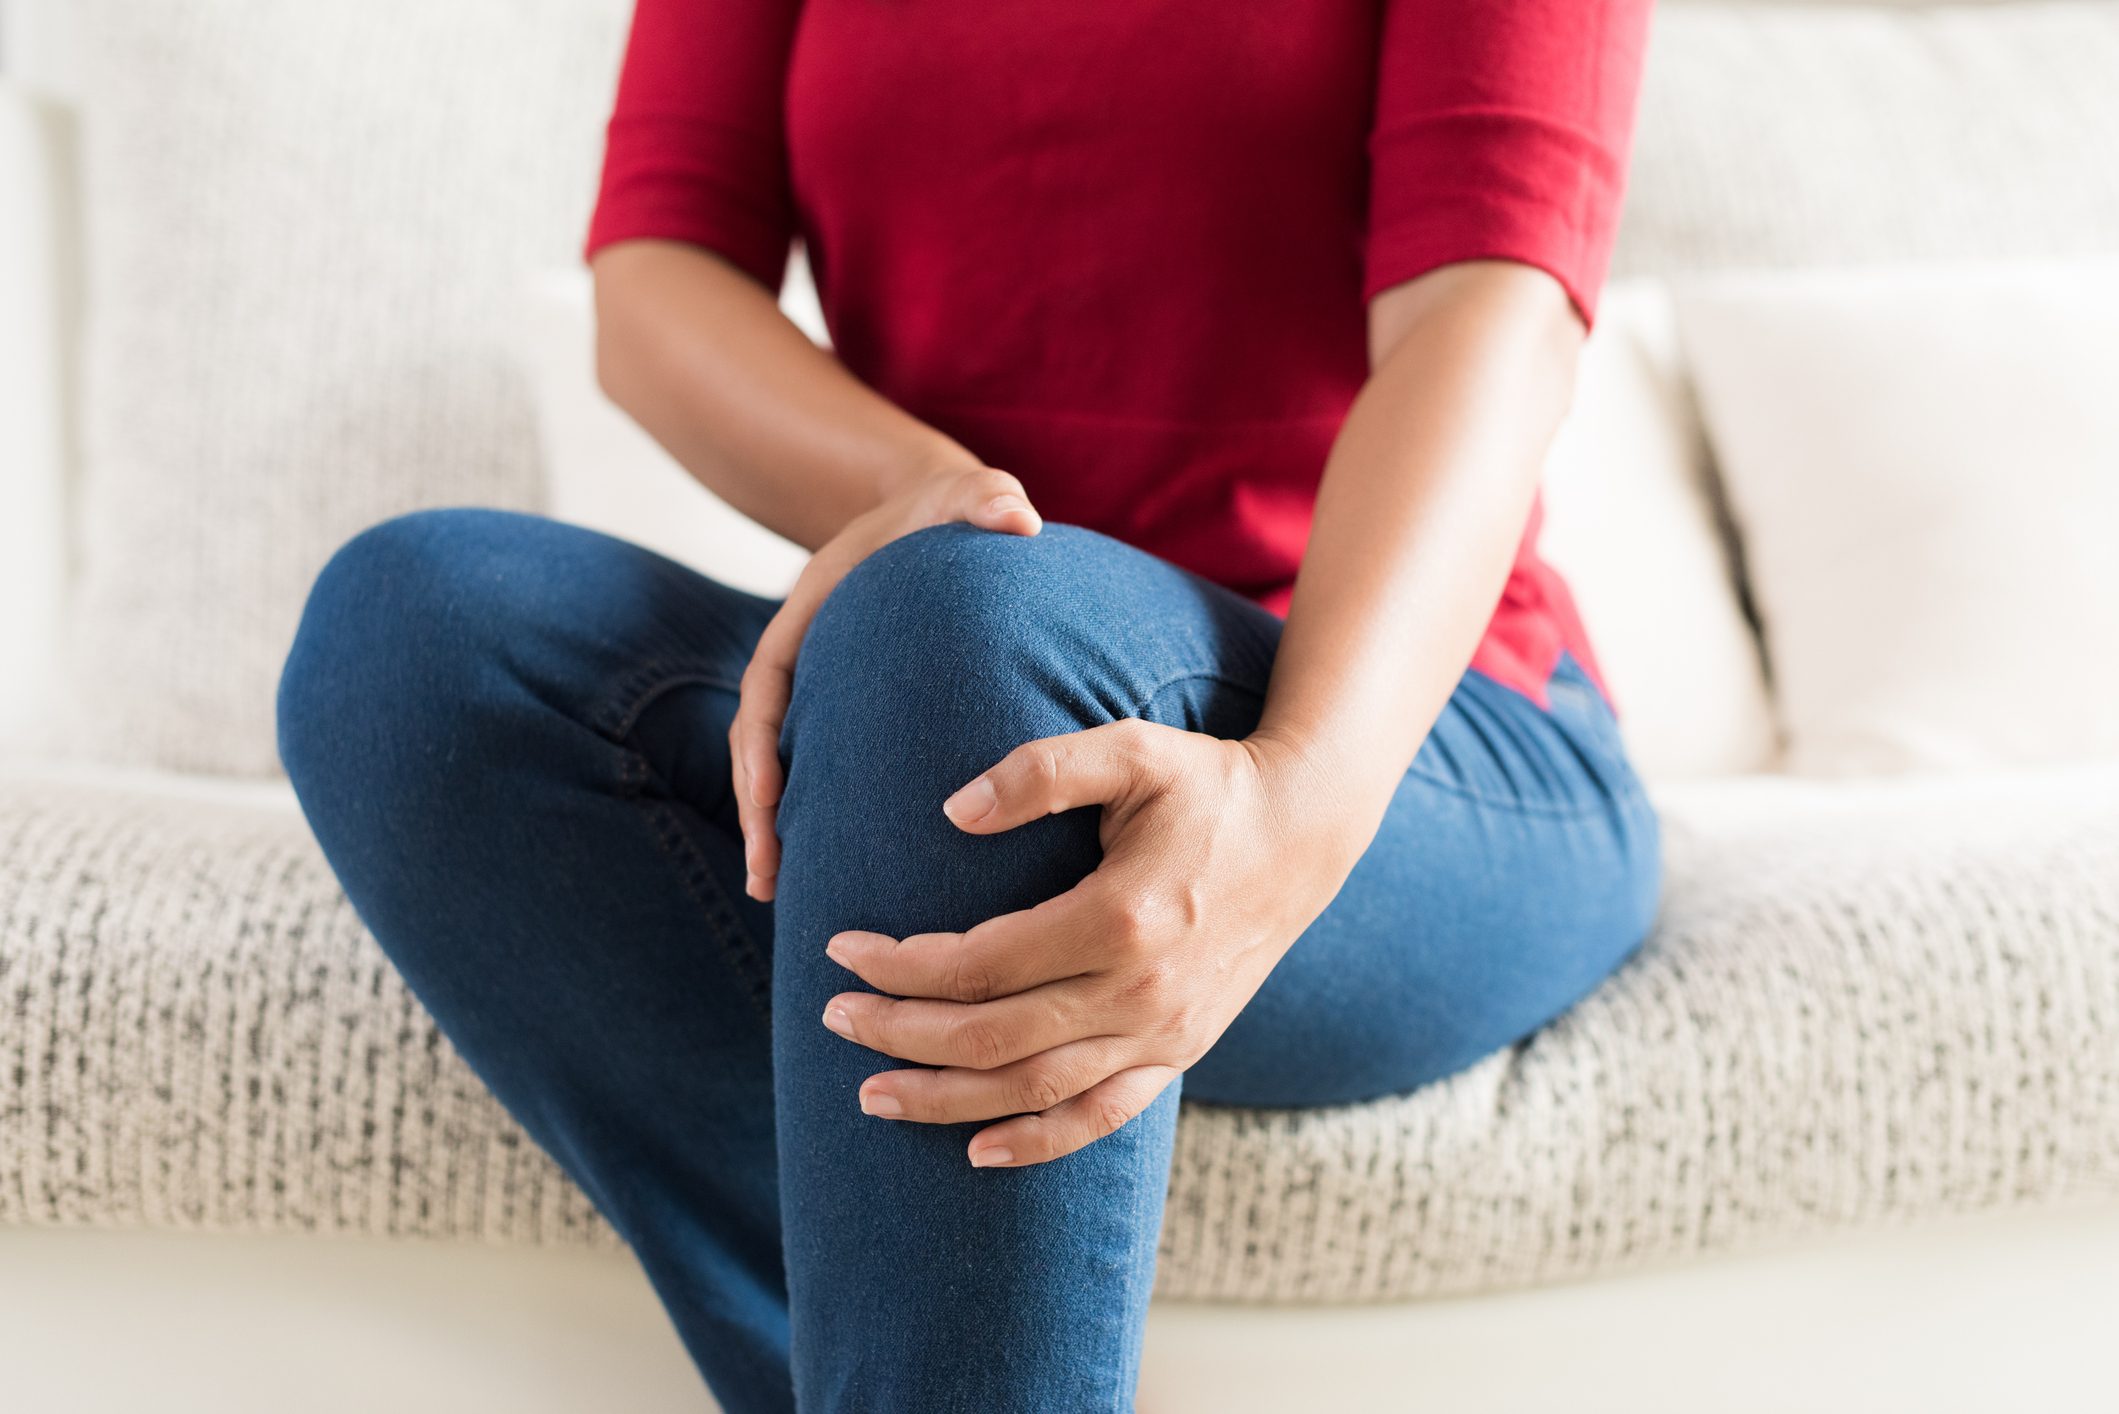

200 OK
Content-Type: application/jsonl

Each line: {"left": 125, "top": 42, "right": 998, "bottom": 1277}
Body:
{"left": 1615, "top": 4, "right": 2119, "bottom": 277}
{"left": 5, "top": 762, "right": 2115, "bottom": 1301}
{"left": 48, "top": 0, "right": 628, "bottom": 778}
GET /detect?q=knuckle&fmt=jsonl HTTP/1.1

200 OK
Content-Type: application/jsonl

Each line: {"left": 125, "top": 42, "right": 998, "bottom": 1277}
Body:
{"left": 1024, "top": 743, "right": 1065, "bottom": 810}
{"left": 943, "top": 950, "right": 999, "bottom": 1004}
{"left": 1011, "top": 1063, "right": 1070, "bottom": 1116}
{"left": 1113, "top": 954, "right": 1180, "bottom": 1010}
{"left": 1103, "top": 897, "right": 1159, "bottom": 955}
{"left": 953, "top": 1017, "right": 1010, "bottom": 1071}
{"left": 1153, "top": 1000, "right": 1200, "bottom": 1048}
{"left": 1109, "top": 718, "right": 1159, "bottom": 765}
{"left": 1110, "top": 717, "right": 1155, "bottom": 751}
{"left": 1093, "top": 1097, "right": 1136, "bottom": 1138}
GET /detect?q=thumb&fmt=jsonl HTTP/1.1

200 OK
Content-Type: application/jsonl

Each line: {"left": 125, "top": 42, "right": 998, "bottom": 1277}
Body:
{"left": 955, "top": 468, "right": 1043, "bottom": 537}
{"left": 941, "top": 719, "right": 1169, "bottom": 834}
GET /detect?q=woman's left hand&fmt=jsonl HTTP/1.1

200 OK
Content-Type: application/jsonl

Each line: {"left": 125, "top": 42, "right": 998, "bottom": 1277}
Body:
{"left": 818, "top": 720, "right": 1364, "bottom": 1168}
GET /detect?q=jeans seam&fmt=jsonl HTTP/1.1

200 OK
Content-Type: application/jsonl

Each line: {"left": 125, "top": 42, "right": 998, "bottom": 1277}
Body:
{"left": 1400, "top": 758, "right": 1629, "bottom": 820}
{"left": 586, "top": 657, "right": 747, "bottom": 740}
{"left": 1138, "top": 664, "right": 1642, "bottom": 823}
{"left": 595, "top": 661, "right": 774, "bottom": 1029}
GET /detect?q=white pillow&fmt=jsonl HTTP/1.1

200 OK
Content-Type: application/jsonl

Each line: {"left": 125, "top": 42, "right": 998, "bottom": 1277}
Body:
{"left": 1617, "top": 3, "right": 2119, "bottom": 278}
{"left": 1676, "top": 260, "right": 2119, "bottom": 777}
{"left": 51, "top": 1, "right": 630, "bottom": 777}
{"left": 1539, "top": 283, "right": 1777, "bottom": 779}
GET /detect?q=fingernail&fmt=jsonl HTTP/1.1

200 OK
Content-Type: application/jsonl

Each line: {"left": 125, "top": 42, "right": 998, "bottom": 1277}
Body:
{"left": 986, "top": 494, "right": 1028, "bottom": 517}
{"left": 859, "top": 1088, "right": 903, "bottom": 1118}
{"left": 942, "top": 776, "right": 996, "bottom": 824}
{"left": 822, "top": 1004, "right": 853, "bottom": 1039}
{"left": 824, "top": 935, "right": 850, "bottom": 965}
{"left": 969, "top": 1147, "right": 1014, "bottom": 1168}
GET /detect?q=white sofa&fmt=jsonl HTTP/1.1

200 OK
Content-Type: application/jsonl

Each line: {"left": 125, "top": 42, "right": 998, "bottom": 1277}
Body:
{"left": 5, "top": 2, "right": 2119, "bottom": 1410}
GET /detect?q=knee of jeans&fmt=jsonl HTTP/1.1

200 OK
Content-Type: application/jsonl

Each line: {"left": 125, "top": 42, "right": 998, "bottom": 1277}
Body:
{"left": 276, "top": 507, "right": 527, "bottom": 796}
{"left": 780, "top": 522, "right": 1123, "bottom": 806}
{"left": 792, "top": 523, "right": 1097, "bottom": 725}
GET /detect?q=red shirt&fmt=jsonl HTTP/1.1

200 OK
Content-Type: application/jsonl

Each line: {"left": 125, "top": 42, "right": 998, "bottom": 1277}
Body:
{"left": 585, "top": 0, "right": 1651, "bottom": 708}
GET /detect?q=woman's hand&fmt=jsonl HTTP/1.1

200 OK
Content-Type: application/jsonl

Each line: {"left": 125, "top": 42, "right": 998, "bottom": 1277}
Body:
{"left": 817, "top": 722, "right": 1368, "bottom": 1167}
{"left": 734, "top": 464, "right": 1044, "bottom": 901}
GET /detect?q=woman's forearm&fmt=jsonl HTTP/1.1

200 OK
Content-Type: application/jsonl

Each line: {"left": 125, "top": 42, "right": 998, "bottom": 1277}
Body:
{"left": 1252, "top": 260, "right": 1585, "bottom": 866}
{"left": 591, "top": 239, "right": 981, "bottom": 551}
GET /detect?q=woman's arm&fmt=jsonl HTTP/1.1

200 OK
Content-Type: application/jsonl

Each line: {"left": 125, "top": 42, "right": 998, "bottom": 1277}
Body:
{"left": 803, "top": 0, "right": 1647, "bottom": 1171}
{"left": 591, "top": 239, "right": 982, "bottom": 551}
{"left": 1249, "top": 258, "right": 1584, "bottom": 875}
{"left": 593, "top": 240, "right": 1049, "bottom": 902}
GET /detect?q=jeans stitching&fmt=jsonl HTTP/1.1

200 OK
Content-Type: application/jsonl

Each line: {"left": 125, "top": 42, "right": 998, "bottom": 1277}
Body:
{"left": 596, "top": 663, "right": 774, "bottom": 1029}
{"left": 1136, "top": 664, "right": 1646, "bottom": 823}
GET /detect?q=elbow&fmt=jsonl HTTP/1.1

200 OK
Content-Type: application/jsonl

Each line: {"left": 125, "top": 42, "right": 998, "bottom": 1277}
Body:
{"left": 1368, "top": 260, "right": 1583, "bottom": 374}
{"left": 1368, "top": 260, "right": 1584, "bottom": 425}
{"left": 589, "top": 251, "right": 639, "bottom": 413}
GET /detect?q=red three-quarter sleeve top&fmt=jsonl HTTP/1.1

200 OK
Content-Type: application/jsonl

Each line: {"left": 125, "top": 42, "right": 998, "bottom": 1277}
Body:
{"left": 585, "top": 0, "right": 1652, "bottom": 709}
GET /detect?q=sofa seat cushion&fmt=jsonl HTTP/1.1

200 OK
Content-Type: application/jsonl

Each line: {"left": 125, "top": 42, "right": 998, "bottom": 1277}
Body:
{"left": 3, "top": 762, "right": 2116, "bottom": 1301}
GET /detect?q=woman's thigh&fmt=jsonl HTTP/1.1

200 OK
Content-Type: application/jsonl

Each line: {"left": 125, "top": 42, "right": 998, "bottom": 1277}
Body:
{"left": 1180, "top": 654, "right": 1664, "bottom": 1107}
{"left": 779, "top": 519, "right": 1662, "bottom": 1111}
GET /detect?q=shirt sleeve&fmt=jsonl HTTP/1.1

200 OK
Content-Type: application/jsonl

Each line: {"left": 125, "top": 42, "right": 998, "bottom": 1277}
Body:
{"left": 583, "top": 0, "right": 803, "bottom": 292}
{"left": 1365, "top": 0, "right": 1652, "bottom": 327}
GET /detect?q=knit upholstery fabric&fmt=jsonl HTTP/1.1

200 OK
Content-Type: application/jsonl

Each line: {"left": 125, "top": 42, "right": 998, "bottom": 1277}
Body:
{"left": 1615, "top": 3, "right": 2119, "bottom": 277}
{"left": 5, "top": 762, "right": 2115, "bottom": 1301}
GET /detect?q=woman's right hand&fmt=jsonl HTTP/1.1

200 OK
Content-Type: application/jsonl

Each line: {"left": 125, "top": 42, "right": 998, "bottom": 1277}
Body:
{"left": 732, "top": 464, "right": 1045, "bottom": 901}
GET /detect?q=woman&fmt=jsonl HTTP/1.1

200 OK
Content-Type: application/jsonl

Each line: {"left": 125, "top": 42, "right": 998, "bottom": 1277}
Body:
{"left": 277, "top": 0, "right": 1660, "bottom": 1409}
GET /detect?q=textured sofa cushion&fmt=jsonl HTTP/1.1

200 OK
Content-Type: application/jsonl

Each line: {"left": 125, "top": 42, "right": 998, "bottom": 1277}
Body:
{"left": 49, "top": 1, "right": 629, "bottom": 777}
{"left": 1677, "top": 260, "right": 2119, "bottom": 777}
{"left": 1617, "top": 2, "right": 2119, "bottom": 277}
{"left": 4, "top": 763, "right": 2115, "bottom": 1300}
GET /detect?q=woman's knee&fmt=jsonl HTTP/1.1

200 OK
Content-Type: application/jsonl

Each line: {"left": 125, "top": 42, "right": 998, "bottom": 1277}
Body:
{"left": 276, "top": 507, "right": 540, "bottom": 794}
{"left": 788, "top": 522, "right": 1117, "bottom": 739}
{"left": 771, "top": 525, "right": 1123, "bottom": 928}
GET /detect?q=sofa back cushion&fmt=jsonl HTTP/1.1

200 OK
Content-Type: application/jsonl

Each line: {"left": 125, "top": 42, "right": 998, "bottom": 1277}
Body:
{"left": 1677, "top": 260, "right": 2119, "bottom": 776}
{"left": 47, "top": 0, "right": 628, "bottom": 776}
{"left": 1617, "top": 2, "right": 2119, "bottom": 278}
{"left": 1532, "top": 283, "right": 1778, "bottom": 778}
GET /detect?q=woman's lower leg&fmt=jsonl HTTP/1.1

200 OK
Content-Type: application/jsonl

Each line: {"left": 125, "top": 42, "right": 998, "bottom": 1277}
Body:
{"left": 769, "top": 526, "right": 1186, "bottom": 1413}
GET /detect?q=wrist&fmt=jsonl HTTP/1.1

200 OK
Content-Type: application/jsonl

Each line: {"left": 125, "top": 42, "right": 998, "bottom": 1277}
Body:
{"left": 1240, "top": 728, "right": 1388, "bottom": 881}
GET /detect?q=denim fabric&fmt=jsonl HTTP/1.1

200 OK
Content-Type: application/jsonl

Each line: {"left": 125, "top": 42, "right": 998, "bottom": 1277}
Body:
{"left": 276, "top": 508, "right": 1661, "bottom": 1414}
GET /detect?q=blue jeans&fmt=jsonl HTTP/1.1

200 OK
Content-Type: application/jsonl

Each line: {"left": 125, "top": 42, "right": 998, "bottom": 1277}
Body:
{"left": 276, "top": 508, "right": 1661, "bottom": 1413}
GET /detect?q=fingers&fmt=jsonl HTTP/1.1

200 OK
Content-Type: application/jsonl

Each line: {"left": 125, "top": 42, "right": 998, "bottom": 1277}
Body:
{"left": 727, "top": 465, "right": 1042, "bottom": 902}
{"left": 729, "top": 674, "right": 787, "bottom": 901}
{"left": 824, "top": 885, "right": 1107, "bottom": 1001}
{"left": 729, "top": 558, "right": 838, "bottom": 902}
{"left": 942, "top": 719, "right": 1172, "bottom": 834}
{"left": 948, "top": 466, "right": 1042, "bottom": 537}
{"left": 821, "top": 981, "right": 1097, "bottom": 1070}
{"left": 965, "top": 1064, "right": 1180, "bottom": 1168}
{"left": 855, "top": 1036, "right": 1130, "bottom": 1126}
